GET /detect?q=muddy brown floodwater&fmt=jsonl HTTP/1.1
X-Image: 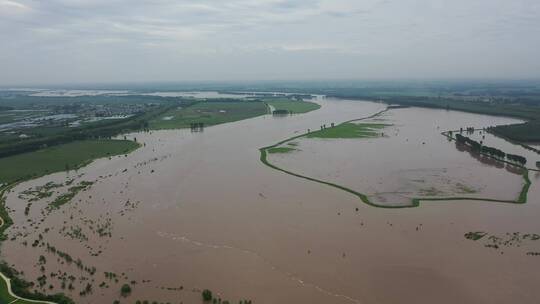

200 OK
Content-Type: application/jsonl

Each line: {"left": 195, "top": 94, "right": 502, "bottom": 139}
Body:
{"left": 2, "top": 97, "right": 540, "bottom": 304}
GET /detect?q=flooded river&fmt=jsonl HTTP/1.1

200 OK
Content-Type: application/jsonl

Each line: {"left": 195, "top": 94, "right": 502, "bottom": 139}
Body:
{"left": 2, "top": 97, "right": 540, "bottom": 304}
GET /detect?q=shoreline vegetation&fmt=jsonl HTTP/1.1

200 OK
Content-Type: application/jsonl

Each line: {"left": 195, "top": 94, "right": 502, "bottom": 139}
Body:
{"left": 259, "top": 107, "right": 532, "bottom": 209}
{"left": 0, "top": 138, "right": 142, "bottom": 304}
{"left": 1, "top": 184, "right": 74, "bottom": 304}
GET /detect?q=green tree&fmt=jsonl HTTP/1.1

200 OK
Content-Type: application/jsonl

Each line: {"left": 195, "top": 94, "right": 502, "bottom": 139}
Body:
{"left": 120, "top": 283, "right": 131, "bottom": 297}
{"left": 202, "top": 289, "right": 213, "bottom": 301}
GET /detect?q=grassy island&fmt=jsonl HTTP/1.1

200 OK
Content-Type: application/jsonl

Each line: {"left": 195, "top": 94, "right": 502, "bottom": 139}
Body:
{"left": 307, "top": 122, "right": 388, "bottom": 139}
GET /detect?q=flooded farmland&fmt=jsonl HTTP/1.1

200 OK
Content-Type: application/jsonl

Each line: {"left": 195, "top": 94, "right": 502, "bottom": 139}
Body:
{"left": 267, "top": 107, "right": 528, "bottom": 206}
{"left": 2, "top": 97, "right": 540, "bottom": 304}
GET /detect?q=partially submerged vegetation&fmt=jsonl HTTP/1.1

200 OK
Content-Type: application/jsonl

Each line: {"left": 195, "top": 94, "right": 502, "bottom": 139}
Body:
{"left": 0, "top": 138, "right": 136, "bottom": 303}
{"left": 465, "top": 231, "right": 540, "bottom": 254}
{"left": 306, "top": 122, "right": 388, "bottom": 139}
{"left": 454, "top": 132, "right": 527, "bottom": 165}
{"left": 201, "top": 288, "right": 252, "bottom": 304}
{"left": 48, "top": 180, "right": 94, "bottom": 210}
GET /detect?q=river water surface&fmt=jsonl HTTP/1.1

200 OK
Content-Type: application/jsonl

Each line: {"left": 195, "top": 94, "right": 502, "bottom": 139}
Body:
{"left": 2, "top": 98, "right": 540, "bottom": 304}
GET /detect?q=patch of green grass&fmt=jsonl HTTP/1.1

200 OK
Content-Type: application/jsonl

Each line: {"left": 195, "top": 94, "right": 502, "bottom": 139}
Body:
{"left": 0, "top": 274, "right": 17, "bottom": 303}
{"left": 149, "top": 101, "right": 268, "bottom": 129}
{"left": 267, "top": 99, "right": 321, "bottom": 114}
{"left": 0, "top": 140, "right": 139, "bottom": 184}
{"left": 267, "top": 147, "right": 296, "bottom": 154}
{"left": 306, "top": 123, "right": 389, "bottom": 139}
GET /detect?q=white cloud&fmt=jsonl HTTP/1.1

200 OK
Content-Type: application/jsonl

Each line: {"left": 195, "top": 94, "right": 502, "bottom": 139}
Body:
{"left": 0, "top": 0, "right": 30, "bottom": 14}
{"left": 0, "top": 0, "right": 539, "bottom": 84}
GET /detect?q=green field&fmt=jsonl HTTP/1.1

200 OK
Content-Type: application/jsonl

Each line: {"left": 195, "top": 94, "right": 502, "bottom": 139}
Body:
{"left": 266, "top": 99, "right": 321, "bottom": 114}
{"left": 0, "top": 278, "right": 40, "bottom": 304}
{"left": 1, "top": 269, "right": 56, "bottom": 304}
{"left": 149, "top": 101, "right": 268, "bottom": 129}
{"left": 306, "top": 123, "right": 388, "bottom": 139}
{"left": 0, "top": 140, "right": 139, "bottom": 184}
{"left": 0, "top": 275, "right": 17, "bottom": 304}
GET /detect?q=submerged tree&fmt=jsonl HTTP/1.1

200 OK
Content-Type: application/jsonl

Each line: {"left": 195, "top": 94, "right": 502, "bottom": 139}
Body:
{"left": 202, "top": 289, "right": 213, "bottom": 301}
{"left": 120, "top": 283, "right": 131, "bottom": 297}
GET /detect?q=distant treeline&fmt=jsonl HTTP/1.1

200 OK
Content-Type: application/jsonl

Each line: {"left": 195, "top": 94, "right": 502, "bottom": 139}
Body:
{"left": 0, "top": 94, "right": 182, "bottom": 108}
{"left": 0, "top": 103, "right": 176, "bottom": 158}
{"left": 455, "top": 133, "right": 527, "bottom": 165}
{"left": 202, "top": 98, "right": 264, "bottom": 103}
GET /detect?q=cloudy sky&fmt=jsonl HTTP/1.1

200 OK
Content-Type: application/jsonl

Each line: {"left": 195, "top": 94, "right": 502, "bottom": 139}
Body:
{"left": 1, "top": 0, "right": 539, "bottom": 85}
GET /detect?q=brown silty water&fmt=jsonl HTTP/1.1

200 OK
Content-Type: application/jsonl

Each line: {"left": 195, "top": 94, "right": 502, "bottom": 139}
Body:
{"left": 1, "top": 97, "right": 540, "bottom": 304}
